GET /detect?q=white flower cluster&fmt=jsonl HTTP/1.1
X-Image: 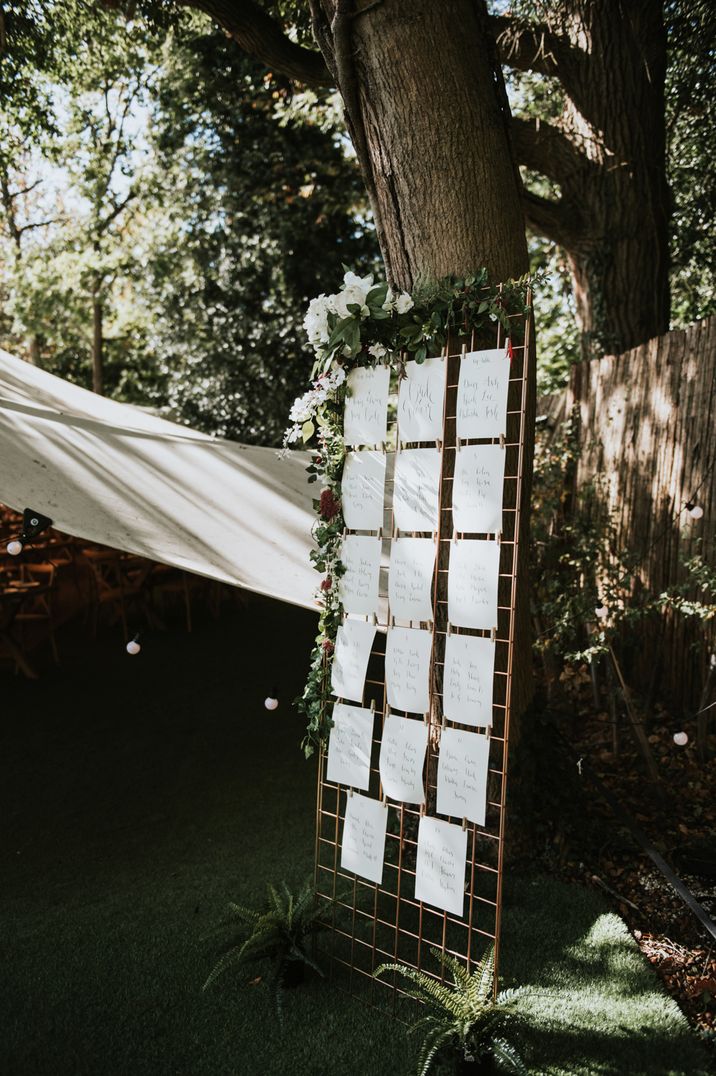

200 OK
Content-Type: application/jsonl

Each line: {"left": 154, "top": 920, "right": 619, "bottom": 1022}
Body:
{"left": 302, "top": 270, "right": 413, "bottom": 354}
{"left": 284, "top": 365, "right": 347, "bottom": 445}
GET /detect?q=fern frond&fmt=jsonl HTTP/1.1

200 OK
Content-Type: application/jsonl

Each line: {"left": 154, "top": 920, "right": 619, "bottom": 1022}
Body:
{"left": 491, "top": 1037, "right": 529, "bottom": 1075}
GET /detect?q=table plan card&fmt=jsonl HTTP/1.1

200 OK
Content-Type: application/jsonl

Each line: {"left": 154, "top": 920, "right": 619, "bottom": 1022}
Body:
{"left": 456, "top": 348, "right": 510, "bottom": 440}
{"left": 415, "top": 815, "right": 468, "bottom": 917}
{"left": 343, "top": 365, "right": 390, "bottom": 446}
{"left": 443, "top": 632, "right": 495, "bottom": 727}
{"left": 385, "top": 625, "right": 433, "bottom": 714}
{"left": 339, "top": 535, "right": 381, "bottom": 616}
{"left": 388, "top": 537, "right": 436, "bottom": 623}
{"left": 341, "top": 450, "right": 386, "bottom": 531}
{"left": 447, "top": 540, "right": 500, "bottom": 631}
{"left": 393, "top": 448, "right": 441, "bottom": 533}
{"left": 397, "top": 356, "right": 446, "bottom": 443}
{"left": 331, "top": 618, "right": 377, "bottom": 703}
{"left": 326, "top": 703, "right": 375, "bottom": 790}
{"left": 436, "top": 728, "right": 490, "bottom": 826}
{"left": 378, "top": 713, "right": 429, "bottom": 804}
{"left": 341, "top": 792, "right": 388, "bottom": 885}
{"left": 452, "top": 444, "right": 506, "bottom": 534}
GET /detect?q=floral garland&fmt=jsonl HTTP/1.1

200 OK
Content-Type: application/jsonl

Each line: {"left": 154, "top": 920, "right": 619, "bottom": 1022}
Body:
{"left": 290, "top": 268, "right": 534, "bottom": 758}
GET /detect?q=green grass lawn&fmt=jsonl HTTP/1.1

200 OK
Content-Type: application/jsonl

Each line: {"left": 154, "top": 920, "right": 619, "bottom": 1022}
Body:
{"left": 1, "top": 596, "right": 710, "bottom": 1075}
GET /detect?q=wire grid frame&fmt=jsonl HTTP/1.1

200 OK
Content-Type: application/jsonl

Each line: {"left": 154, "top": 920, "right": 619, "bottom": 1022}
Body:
{"left": 314, "top": 288, "right": 533, "bottom": 1012}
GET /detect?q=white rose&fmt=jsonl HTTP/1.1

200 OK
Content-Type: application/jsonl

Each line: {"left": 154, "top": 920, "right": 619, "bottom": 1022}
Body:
{"left": 395, "top": 292, "right": 414, "bottom": 314}
{"left": 303, "top": 294, "right": 333, "bottom": 345}
{"left": 368, "top": 343, "right": 387, "bottom": 359}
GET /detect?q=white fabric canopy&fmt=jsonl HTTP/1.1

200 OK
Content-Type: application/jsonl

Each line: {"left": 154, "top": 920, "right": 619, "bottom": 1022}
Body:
{"left": 0, "top": 349, "right": 318, "bottom": 611}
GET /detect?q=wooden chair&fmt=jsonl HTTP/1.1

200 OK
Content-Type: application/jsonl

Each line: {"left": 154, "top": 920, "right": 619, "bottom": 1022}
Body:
{"left": 81, "top": 548, "right": 141, "bottom": 640}
{"left": 15, "top": 562, "right": 59, "bottom": 664}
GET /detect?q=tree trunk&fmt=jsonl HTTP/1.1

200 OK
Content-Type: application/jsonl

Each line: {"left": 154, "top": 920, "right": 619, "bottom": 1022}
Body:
{"left": 92, "top": 297, "right": 104, "bottom": 395}
{"left": 507, "top": 0, "right": 670, "bottom": 356}
{"left": 311, "top": 0, "right": 534, "bottom": 724}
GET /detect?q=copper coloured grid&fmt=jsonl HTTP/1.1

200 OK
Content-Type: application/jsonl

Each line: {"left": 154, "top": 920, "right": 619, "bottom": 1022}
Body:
{"left": 314, "top": 291, "right": 533, "bottom": 1011}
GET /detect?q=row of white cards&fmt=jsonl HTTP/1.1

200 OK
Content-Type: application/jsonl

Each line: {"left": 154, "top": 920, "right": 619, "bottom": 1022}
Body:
{"left": 339, "top": 535, "right": 501, "bottom": 629}
{"left": 341, "top": 793, "right": 472, "bottom": 917}
{"left": 342, "top": 444, "right": 505, "bottom": 534}
{"left": 331, "top": 621, "right": 494, "bottom": 725}
{"left": 328, "top": 706, "right": 490, "bottom": 822}
{"left": 343, "top": 348, "right": 511, "bottom": 448}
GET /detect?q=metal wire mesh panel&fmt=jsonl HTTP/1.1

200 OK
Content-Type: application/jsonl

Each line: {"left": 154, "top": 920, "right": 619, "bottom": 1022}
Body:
{"left": 315, "top": 294, "right": 533, "bottom": 1007}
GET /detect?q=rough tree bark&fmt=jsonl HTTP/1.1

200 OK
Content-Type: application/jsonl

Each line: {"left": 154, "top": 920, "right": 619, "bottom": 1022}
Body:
{"left": 494, "top": 0, "right": 670, "bottom": 355}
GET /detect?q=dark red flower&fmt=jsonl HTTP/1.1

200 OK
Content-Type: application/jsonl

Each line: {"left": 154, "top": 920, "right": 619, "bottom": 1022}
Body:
{"left": 319, "top": 487, "right": 340, "bottom": 521}
{"left": 320, "top": 576, "right": 332, "bottom": 593}
{"left": 322, "top": 638, "right": 334, "bottom": 654}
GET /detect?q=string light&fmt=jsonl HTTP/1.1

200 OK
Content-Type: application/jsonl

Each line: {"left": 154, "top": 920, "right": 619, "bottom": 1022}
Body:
{"left": 7, "top": 540, "right": 23, "bottom": 556}
{"left": 686, "top": 502, "right": 704, "bottom": 520}
{"left": 595, "top": 604, "right": 608, "bottom": 620}
{"left": 673, "top": 731, "right": 688, "bottom": 746}
{"left": 126, "top": 635, "right": 141, "bottom": 656}
{"left": 264, "top": 690, "right": 279, "bottom": 711}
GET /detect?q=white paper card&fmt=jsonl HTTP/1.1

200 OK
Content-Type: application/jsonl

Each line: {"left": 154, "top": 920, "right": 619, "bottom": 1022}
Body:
{"left": 443, "top": 633, "right": 495, "bottom": 727}
{"left": 379, "top": 714, "right": 429, "bottom": 804}
{"left": 415, "top": 815, "right": 468, "bottom": 917}
{"left": 398, "top": 356, "right": 446, "bottom": 443}
{"left": 447, "top": 540, "right": 500, "bottom": 630}
{"left": 436, "top": 728, "right": 490, "bottom": 826}
{"left": 341, "top": 450, "right": 386, "bottom": 531}
{"left": 452, "top": 444, "right": 506, "bottom": 534}
{"left": 331, "top": 618, "right": 376, "bottom": 703}
{"left": 326, "top": 703, "right": 375, "bottom": 790}
{"left": 388, "top": 538, "right": 436, "bottom": 623}
{"left": 343, "top": 365, "right": 390, "bottom": 446}
{"left": 385, "top": 626, "right": 433, "bottom": 714}
{"left": 339, "top": 535, "right": 381, "bottom": 616}
{"left": 393, "top": 448, "right": 441, "bottom": 532}
{"left": 341, "top": 792, "right": 388, "bottom": 885}
{"left": 456, "top": 348, "right": 510, "bottom": 439}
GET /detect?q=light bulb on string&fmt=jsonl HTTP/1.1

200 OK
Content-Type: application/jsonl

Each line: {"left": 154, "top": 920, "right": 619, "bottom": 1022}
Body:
{"left": 7, "top": 539, "right": 23, "bottom": 556}
{"left": 685, "top": 502, "right": 704, "bottom": 520}
{"left": 264, "top": 687, "right": 279, "bottom": 711}
{"left": 673, "top": 731, "right": 688, "bottom": 746}
{"left": 595, "top": 604, "right": 608, "bottom": 620}
{"left": 126, "top": 634, "right": 141, "bottom": 656}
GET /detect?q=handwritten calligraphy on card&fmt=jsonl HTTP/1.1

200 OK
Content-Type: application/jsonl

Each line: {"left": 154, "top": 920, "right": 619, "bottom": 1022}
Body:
{"left": 385, "top": 625, "right": 433, "bottom": 714}
{"left": 452, "top": 444, "right": 506, "bottom": 534}
{"left": 436, "top": 728, "right": 490, "bottom": 826}
{"left": 343, "top": 365, "right": 390, "bottom": 447}
{"left": 340, "top": 792, "right": 388, "bottom": 885}
{"left": 378, "top": 713, "right": 429, "bottom": 804}
{"left": 341, "top": 450, "right": 386, "bottom": 531}
{"left": 447, "top": 540, "right": 500, "bottom": 631}
{"left": 388, "top": 537, "right": 436, "bottom": 623}
{"left": 414, "top": 815, "right": 468, "bottom": 917}
{"left": 393, "top": 448, "right": 441, "bottom": 533}
{"left": 331, "top": 618, "right": 376, "bottom": 703}
{"left": 326, "top": 703, "right": 375, "bottom": 790}
{"left": 339, "top": 535, "right": 381, "bottom": 616}
{"left": 443, "top": 632, "right": 495, "bottom": 727}
{"left": 456, "top": 348, "right": 510, "bottom": 440}
{"left": 397, "top": 356, "right": 446, "bottom": 443}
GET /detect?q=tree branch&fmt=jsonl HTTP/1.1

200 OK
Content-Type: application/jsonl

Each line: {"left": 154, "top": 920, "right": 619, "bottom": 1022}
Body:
{"left": 511, "top": 115, "right": 586, "bottom": 187}
{"left": 177, "top": 0, "right": 331, "bottom": 87}
{"left": 490, "top": 14, "right": 566, "bottom": 77}
{"left": 521, "top": 188, "right": 581, "bottom": 249}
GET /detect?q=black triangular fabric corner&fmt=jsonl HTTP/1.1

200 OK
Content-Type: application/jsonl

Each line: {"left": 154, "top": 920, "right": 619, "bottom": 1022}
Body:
{"left": 21, "top": 509, "right": 53, "bottom": 540}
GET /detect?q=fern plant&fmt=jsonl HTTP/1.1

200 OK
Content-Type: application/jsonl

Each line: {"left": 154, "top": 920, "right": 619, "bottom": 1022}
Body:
{"left": 203, "top": 879, "right": 326, "bottom": 1020}
{"left": 374, "top": 946, "right": 527, "bottom": 1076}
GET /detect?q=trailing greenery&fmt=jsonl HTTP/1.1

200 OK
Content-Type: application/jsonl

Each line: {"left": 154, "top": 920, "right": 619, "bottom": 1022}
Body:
{"left": 292, "top": 269, "right": 536, "bottom": 757}
{"left": 203, "top": 878, "right": 326, "bottom": 1022}
{"left": 374, "top": 946, "right": 527, "bottom": 1076}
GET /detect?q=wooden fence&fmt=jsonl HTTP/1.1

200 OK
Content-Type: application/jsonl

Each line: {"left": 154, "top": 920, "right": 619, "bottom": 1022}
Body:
{"left": 567, "top": 316, "right": 716, "bottom": 712}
